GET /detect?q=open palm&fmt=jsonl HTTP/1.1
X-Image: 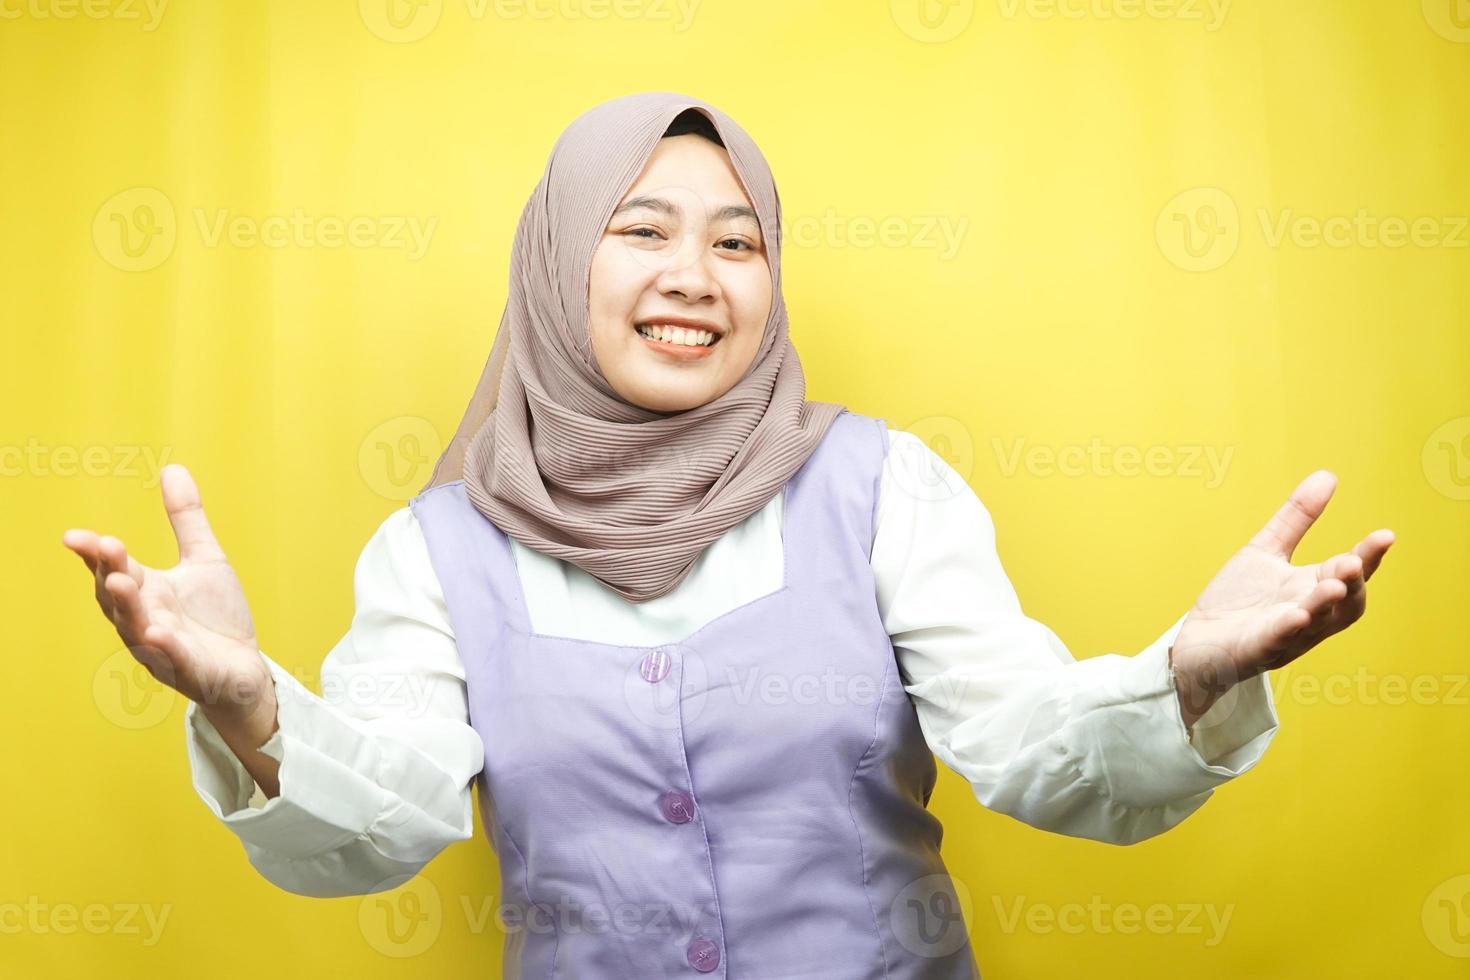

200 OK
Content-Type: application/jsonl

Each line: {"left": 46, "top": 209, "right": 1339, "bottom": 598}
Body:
{"left": 1171, "top": 469, "right": 1395, "bottom": 719}
{"left": 63, "top": 464, "right": 269, "bottom": 717}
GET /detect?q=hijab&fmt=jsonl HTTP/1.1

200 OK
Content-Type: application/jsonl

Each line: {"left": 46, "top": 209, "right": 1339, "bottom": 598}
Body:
{"left": 419, "top": 91, "right": 845, "bottom": 603}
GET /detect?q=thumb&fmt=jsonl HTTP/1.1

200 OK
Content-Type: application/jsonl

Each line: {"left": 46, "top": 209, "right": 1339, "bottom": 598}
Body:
{"left": 161, "top": 464, "right": 227, "bottom": 564}
{"left": 1247, "top": 469, "right": 1337, "bottom": 560}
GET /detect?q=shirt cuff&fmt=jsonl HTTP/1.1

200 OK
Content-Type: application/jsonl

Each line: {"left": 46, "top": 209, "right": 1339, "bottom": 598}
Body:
{"left": 1061, "top": 613, "right": 1281, "bottom": 809}
{"left": 184, "top": 651, "right": 391, "bottom": 859}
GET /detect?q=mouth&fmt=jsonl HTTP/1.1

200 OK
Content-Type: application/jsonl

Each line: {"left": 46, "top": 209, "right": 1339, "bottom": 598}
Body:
{"left": 633, "top": 318, "right": 724, "bottom": 356}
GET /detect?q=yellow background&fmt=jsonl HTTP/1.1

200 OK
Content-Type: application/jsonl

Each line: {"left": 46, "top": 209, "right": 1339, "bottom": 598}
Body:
{"left": 3, "top": 0, "right": 1467, "bottom": 976}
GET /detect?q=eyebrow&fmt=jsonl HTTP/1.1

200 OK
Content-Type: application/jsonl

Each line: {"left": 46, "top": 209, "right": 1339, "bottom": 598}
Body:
{"left": 611, "top": 194, "right": 761, "bottom": 228}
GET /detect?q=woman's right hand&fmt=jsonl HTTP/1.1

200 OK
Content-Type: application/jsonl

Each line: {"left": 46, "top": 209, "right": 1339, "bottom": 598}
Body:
{"left": 63, "top": 464, "right": 276, "bottom": 735}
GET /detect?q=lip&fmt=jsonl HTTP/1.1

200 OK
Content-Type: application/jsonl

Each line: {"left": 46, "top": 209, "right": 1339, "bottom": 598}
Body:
{"left": 633, "top": 315, "right": 725, "bottom": 360}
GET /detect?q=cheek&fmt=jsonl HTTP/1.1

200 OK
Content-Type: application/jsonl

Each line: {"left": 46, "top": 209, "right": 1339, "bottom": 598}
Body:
{"left": 587, "top": 244, "right": 646, "bottom": 336}
{"left": 728, "top": 262, "right": 773, "bottom": 330}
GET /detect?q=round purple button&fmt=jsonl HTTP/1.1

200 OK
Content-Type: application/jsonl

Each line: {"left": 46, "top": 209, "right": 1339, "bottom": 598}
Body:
{"left": 658, "top": 790, "right": 694, "bottom": 824}
{"left": 686, "top": 937, "right": 720, "bottom": 972}
{"left": 639, "top": 647, "right": 672, "bottom": 683}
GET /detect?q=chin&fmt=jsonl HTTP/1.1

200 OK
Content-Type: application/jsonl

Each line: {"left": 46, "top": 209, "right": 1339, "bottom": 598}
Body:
{"left": 637, "top": 391, "right": 715, "bottom": 414}
{"left": 621, "top": 377, "right": 723, "bottom": 413}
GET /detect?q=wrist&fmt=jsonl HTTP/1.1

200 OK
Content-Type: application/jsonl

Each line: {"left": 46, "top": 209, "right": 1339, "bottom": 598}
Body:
{"left": 1170, "top": 643, "right": 1240, "bottom": 730}
{"left": 199, "top": 669, "right": 279, "bottom": 748}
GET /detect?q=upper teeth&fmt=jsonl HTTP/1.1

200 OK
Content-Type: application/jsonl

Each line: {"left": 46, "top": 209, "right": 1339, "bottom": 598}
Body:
{"left": 637, "top": 323, "right": 716, "bottom": 347}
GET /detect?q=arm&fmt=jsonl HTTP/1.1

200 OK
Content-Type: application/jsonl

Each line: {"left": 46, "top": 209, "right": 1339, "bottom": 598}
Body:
{"left": 184, "top": 507, "right": 484, "bottom": 896}
{"left": 874, "top": 428, "right": 1279, "bottom": 846}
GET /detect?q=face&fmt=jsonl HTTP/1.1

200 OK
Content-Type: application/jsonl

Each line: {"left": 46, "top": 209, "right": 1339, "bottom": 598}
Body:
{"left": 588, "top": 133, "right": 771, "bottom": 413}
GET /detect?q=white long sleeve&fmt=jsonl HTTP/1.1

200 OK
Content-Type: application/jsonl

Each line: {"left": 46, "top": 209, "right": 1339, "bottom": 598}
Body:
{"left": 183, "top": 512, "right": 484, "bottom": 897}
{"left": 184, "top": 424, "right": 1280, "bottom": 896}
{"left": 875, "top": 430, "right": 1279, "bottom": 845}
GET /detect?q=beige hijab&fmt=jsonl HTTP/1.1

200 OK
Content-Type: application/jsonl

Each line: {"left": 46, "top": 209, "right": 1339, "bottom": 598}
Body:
{"left": 420, "top": 91, "right": 844, "bottom": 603}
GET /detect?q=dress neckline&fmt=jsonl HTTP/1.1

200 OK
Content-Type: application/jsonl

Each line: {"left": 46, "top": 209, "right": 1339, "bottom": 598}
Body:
{"left": 500, "top": 483, "right": 796, "bottom": 652}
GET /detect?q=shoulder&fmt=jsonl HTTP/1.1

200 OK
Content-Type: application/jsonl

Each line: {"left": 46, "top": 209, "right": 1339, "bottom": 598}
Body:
{"left": 355, "top": 505, "right": 440, "bottom": 592}
{"left": 881, "top": 427, "right": 972, "bottom": 497}
{"left": 876, "top": 423, "right": 996, "bottom": 537}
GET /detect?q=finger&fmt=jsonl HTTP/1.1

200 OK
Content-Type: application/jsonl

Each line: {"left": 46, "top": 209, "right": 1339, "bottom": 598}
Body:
{"left": 1248, "top": 469, "right": 1338, "bottom": 560}
{"left": 97, "top": 535, "right": 146, "bottom": 589}
{"left": 1319, "top": 552, "right": 1365, "bottom": 599}
{"left": 139, "top": 624, "right": 190, "bottom": 688}
{"left": 1269, "top": 605, "right": 1314, "bottom": 654}
{"left": 104, "top": 570, "right": 153, "bottom": 647}
{"left": 160, "top": 464, "right": 227, "bottom": 564}
{"left": 62, "top": 528, "right": 101, "bottom": 575}
{"left": 1299, "top": 576, "right": 1348, "bottom": 620}
{"left": 1353, "top": 528, "right": 1395, "bottom": 581}
{"left": 87, "top": 534, "right": 120, "bottom": 614}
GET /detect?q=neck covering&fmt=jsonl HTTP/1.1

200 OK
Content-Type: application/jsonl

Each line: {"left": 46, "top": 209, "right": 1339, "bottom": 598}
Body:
{"left": 419, "top": 91, "right": 845, "bottom": 603}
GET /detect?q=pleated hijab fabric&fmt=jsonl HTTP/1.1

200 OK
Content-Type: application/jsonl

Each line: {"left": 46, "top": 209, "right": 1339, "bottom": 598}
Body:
{"left": 419, "top": 91, "right": 845, "bottom": 603}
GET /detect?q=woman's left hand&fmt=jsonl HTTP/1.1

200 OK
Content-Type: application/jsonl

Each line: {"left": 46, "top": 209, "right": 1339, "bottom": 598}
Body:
{"left": 1168, "top": 469, "right": 1395, "bottom": 728}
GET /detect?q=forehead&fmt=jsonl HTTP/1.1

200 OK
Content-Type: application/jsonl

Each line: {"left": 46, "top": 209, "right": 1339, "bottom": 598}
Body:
{"left": 615, "top": 135, "right": 756, "bottom": 218}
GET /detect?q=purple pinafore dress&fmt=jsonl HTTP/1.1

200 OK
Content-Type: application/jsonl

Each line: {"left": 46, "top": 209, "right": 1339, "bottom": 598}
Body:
{"left": 409, "top": 408, "right": 980, "bottom": 979}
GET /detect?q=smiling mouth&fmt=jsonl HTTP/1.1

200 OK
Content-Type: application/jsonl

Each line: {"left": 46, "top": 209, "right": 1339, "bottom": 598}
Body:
{"left": 633, "top": 322, "right": 723, "bottom": 349}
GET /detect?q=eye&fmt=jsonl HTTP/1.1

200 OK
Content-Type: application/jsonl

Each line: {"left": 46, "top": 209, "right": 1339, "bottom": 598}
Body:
{"left": 622, "top": 226, "right": 665, "bottom": 241}
{"left": 716, "top": 237, "right": 756, "bottom": 252}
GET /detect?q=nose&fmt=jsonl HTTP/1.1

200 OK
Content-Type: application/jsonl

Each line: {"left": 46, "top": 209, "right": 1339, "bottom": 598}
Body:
{"left": 654, "top": 240, "right": 720, "bottom": 304}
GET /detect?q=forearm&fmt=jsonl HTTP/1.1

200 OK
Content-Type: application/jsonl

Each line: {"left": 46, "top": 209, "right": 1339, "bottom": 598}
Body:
{"left": 200, "top": 683, "right": 282, "bottom": 799}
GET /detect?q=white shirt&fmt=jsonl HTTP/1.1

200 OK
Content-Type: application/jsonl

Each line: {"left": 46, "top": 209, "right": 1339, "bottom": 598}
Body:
{"left": 184, "top": 428, "right": 1280, "bottom": 898}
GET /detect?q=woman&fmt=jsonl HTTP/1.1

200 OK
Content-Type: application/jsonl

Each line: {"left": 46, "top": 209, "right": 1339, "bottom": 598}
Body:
{"left": 63, "top": 92, "right": 1394, "bottom": 977}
